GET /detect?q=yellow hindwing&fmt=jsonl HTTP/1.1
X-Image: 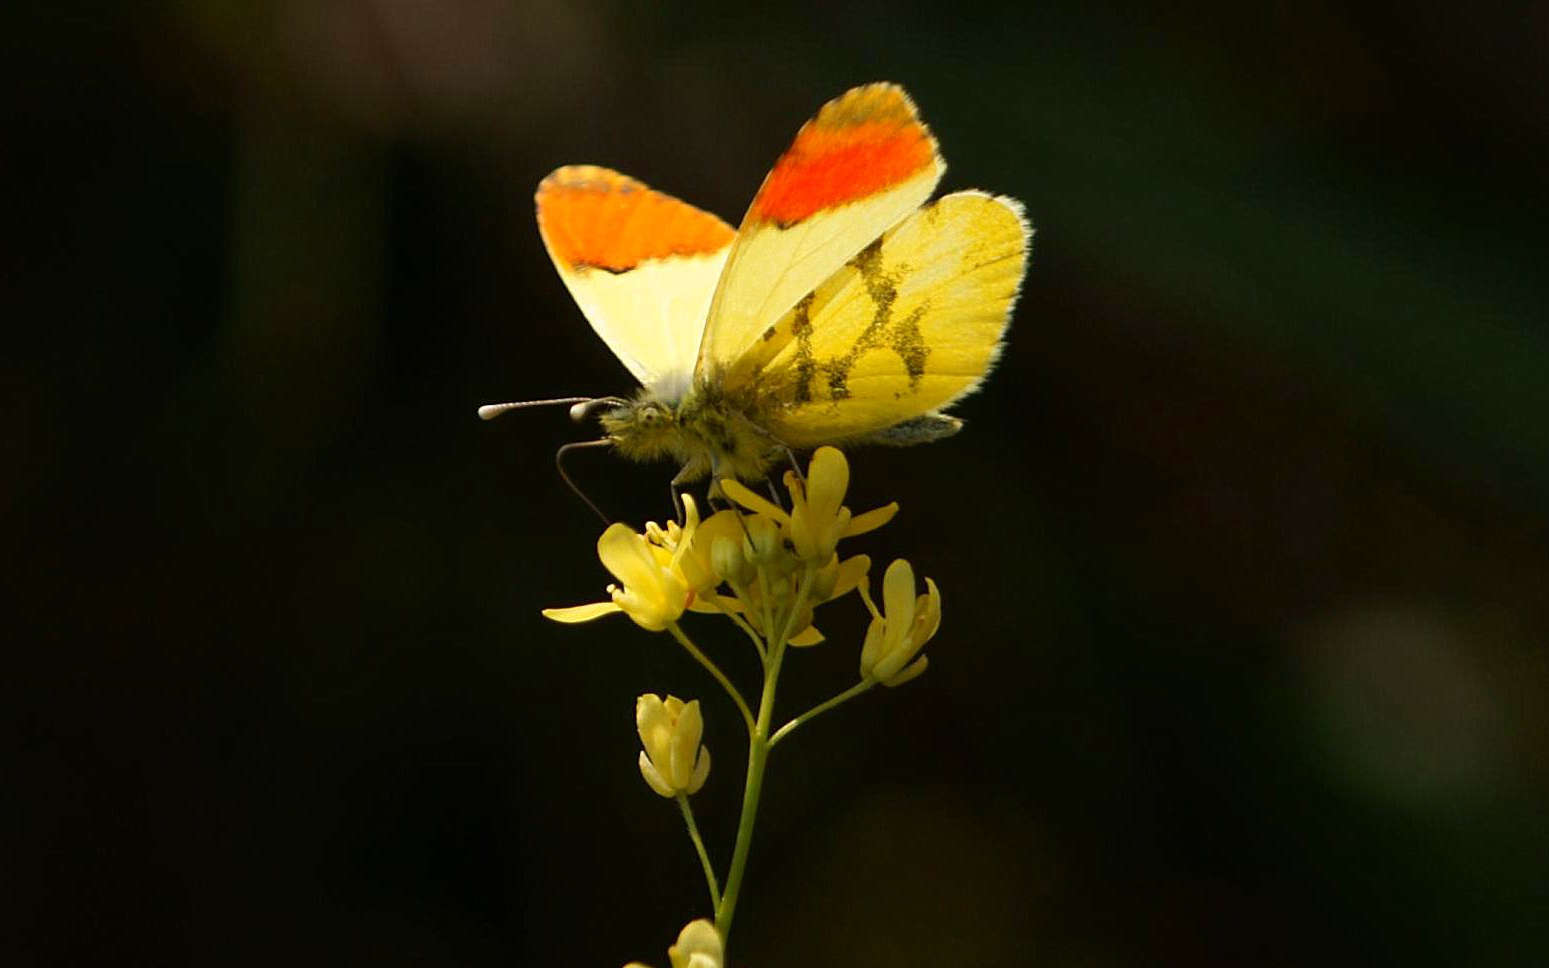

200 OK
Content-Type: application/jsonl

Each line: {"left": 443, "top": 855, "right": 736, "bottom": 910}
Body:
{"left": 723, "top": 191, "right": 1030, "bottom": 448}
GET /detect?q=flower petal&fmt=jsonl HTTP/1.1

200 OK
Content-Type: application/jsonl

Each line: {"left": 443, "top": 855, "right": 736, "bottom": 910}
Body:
{"left": 688, "top": 590, "right": 743, "bottom": 614}
{"left": 916, "top": 577, "right": 942, "bottom": 643}
{"left": 805, "top": 446, "right": 850, "bottom": 517}
{"left": 827, "top": 554, "right": 871, "bottom": 601}
{"left": 884, "top": 654, "right": 929, "bottom": 687}
{"left": 718, "top": 477, "right": 790, "bottom": 524}
{"left": 788, "top": 625, "right": 826, "bottom": 647}
{"left": 858, "top": 615, "right": 887, "bottom": 678}
{"left": 638, "top": 750, "right": 676, "bottom": 798}
{"left": 688, "top": 746, "right": 710, "bottom": 794}
{"left": 668, "top": 700, "right": 704, "bottom": 789}
{"left": 843, "top": 501, "right": 899, "bottom": 538}
{"left": 541, "top": 602, "right": 622, "bottom": 623}
{"left": 882, "top": 559, "right": 918, "bottom": 639}
{"left": 598, "top": 524, "right": 661, "bottom": 590}
{"left": 636, "top": 695, "right": 671, "bottom": 757}
{"left": 668, "top": 919, "right": 723, "bottom": 968}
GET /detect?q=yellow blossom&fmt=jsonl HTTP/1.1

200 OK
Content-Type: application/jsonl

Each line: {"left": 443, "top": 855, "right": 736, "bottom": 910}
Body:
{"left": 813, "top": 553, "right": 871, "bottom": 604}
{"left": 636, "top": 694, "right": 710, "bottom": 797}
{"left": 542, "top": 523, "right": 689, "bottom": 631}
{"left": 720, "top": 446, "right": 898, "bottom": 563}
{"left": 640, "top": 498, "right": 749, "bottom": 614}
{"left": 623, "top": 918, "right": 723, "bottom": 968}
{"left": 858, "top": 558, "right": 941, "bottom": 686}
{"left": 680, "top": 507, "right": 750, "bottom": 603}
{"left": 545, "top": 497, "right": 723, "bottom": 631}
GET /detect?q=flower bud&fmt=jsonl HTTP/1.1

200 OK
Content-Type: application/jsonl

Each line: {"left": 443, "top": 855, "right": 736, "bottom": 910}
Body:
{"left": 859, "top": 559, "right": 941, "bottom": 686}
{"left": 635, "top": 694, "right": 711, "bottom": 797}
{"left": 710, "top": 535, "right": 751, "bottom": 586}
{"left": 742, "top": 514, "right": 784, "bottom": 565}
{"left": 623, "top": 918, "right": 723, "bottom": 968}
{"left": 719, "top": 447, "right": 898, "bottom": 565}
{"left": 667, "top": 919, "right": 723, "bottom": 968}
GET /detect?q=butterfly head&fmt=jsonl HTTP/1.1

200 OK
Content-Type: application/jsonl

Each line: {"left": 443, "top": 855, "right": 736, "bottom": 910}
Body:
{"left": 596, "top": 391, "right": 689, "bottom": 466}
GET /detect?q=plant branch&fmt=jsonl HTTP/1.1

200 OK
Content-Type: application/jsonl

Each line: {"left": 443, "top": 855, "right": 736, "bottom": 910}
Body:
{"left": 769, "top": 679, "right": 875, "bottom": 748}
{"left": 677, "top": 792, "right": 720, "bottom": 910}
{"left": 668, "top": 622, "right": 755, "bottom": 734}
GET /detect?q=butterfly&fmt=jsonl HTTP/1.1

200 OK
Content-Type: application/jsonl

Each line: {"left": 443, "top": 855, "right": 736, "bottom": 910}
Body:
{"left": 483, "top": 83, "right": 1031, "bottom": 496}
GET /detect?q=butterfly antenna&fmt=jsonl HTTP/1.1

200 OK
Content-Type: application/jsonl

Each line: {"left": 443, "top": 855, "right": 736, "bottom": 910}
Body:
{"left": 556, "top": 439, "right": 616, "bottom": 524}
{"left": 477, "top": 396, "right": 625, "bottom": 421}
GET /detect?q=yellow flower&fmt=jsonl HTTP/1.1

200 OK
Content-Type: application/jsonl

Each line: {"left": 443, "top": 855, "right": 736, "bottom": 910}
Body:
{"left": 777, "top": 553, "right": 872, "bottom": 648}
{"left": 636, "top": 694, "right": 710, "bottom": 797}
{"left": 680, "top": 507, "right": 750, "bottom": 602}
{"left": 623, "top": 918, "right": 723, "bottom": 968}
{"left": 813, "top": 552, "right": 871, "bottom": 604}
{"left": 720, "top": 446, "right": 898, "bottom": 563}
{"left": 666, "top": 919, "right": 723, "bottom": 968}
{"left": 546, "top": 496, "right": 726, "bottom": 631}
{"left": 858, "top": 558, "right": 941, "bottom": 686}
{"left": 542, "top": 523, "right": 689, "bottom": 631}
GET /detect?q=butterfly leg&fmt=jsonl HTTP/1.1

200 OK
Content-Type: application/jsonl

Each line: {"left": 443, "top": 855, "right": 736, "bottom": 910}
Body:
{"left": 780, "top": 445, "right": 804, "bottom": 485}
{"left": 670, "top": 464, "right": 695, "bottom": 524}
{"left": 740, "top": 417, "right": 805, "bottom": 486}
{"left": 763, "top": 476, "right": 785, "bottom": 511}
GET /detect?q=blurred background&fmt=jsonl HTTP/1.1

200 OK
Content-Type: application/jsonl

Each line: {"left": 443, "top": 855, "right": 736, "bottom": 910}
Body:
{"left": 9, "top": 1, "right": 1549, "bottom": 965}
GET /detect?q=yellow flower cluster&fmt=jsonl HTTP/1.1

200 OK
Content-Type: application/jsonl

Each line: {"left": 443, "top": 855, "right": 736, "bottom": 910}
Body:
{"left": 540, "top": 446, "right": 949, "bottom": 963}
{"left": 544, "top": 447, "right": 903, "bottom": 650}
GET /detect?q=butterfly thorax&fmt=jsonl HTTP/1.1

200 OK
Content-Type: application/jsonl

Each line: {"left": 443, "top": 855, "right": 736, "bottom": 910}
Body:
{"left": 601, "top": 384, "right": 779, "bottom": 482}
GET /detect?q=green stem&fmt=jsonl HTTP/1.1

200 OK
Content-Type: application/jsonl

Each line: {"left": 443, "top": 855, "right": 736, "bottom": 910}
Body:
{"left": 718, "top": 594, "right": 767, "bottom": 662}
{"left": 668, "top": 622, "right": 755, "bottom": 734}
{"left": 676, "top": 793, "right": 720, "bottom": 910}
{"left": 715, "top": 566, "right": 815, "bottom": 953}
{"left": 769, "top": 679, "right": 875, "bottom": 748}
{"left": 714, "top": 644, "right": 777, "bottom": 948}
{"left": 755, "top": 568, "right": 776, "bottom": 657}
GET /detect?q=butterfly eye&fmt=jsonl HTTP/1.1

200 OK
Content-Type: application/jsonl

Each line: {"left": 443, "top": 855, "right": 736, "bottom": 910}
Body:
{"left": 638, "top": 402, "right": 669, "bottom": 426}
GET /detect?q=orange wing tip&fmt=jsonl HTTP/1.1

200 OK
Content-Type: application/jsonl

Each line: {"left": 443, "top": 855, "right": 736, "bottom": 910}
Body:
{"left": 536, "top": 165, "right": 735, "bottom": 273}
{"left": 748, "top": 83, "right": 943, "bottom": 227}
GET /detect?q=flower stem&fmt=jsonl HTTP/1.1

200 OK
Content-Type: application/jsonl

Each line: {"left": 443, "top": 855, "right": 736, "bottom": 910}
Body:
{"left": 668, "top": 622, "right": 755, "bottom": 734}
{"left": 715, "top": 644, "right": 778, "bottom": 949}
{"left": 769, "top": 678, "right": 875, "bottom": 748}
{"left": 715, "top": 566, "right": 815, "bottom": 953}
{"left": 719, "top": 597, "right": 767, "bottom": 662}
{"left": 676, "top": 792, "right": 720, "bottom": 910}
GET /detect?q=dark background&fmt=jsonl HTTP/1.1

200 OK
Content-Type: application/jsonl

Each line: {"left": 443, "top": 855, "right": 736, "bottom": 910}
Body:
{"left": 10, "top": 1, "right": 1549, "bottom": 965}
